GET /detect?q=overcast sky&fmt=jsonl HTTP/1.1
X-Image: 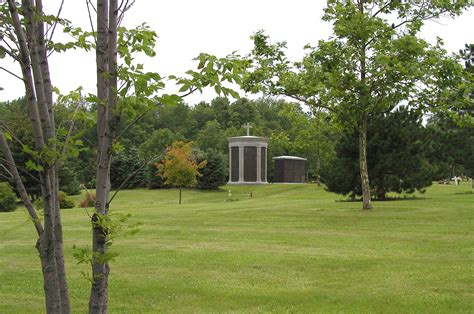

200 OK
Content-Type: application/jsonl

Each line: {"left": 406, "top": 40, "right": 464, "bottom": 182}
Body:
{"left": 1, "top": 1, "right": 473, "bottom": 104}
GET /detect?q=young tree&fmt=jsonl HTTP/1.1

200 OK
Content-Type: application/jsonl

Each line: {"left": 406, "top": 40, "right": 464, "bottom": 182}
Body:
{"left": 243, "top": 0, "right": 471, "bottom": 209}
{"left": 157, "top": 141, "right": 206, "bottom": 204}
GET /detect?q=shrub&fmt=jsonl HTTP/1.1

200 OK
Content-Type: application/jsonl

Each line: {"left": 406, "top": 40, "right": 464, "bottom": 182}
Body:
{"left": 79, "top": 192, "right": 96, "bottom": 208}
{"left": 59, "top": 191, "right": 75, "bottom": 209}
{"left": 32, "top": 191, "right": 76, "bottom": 210}
{"left": 0, "top": 182, "right": 17, "bottom": 212}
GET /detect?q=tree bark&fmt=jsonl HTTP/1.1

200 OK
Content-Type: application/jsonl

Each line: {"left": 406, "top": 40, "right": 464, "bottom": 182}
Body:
{"left": 359, "top": 116, "right": 372, "bottom": 210}
{"left": 357, "top": 1, "right": 372, "bottom": 210}
{"left": 89, "top": 0, "right": 118, "bottom": 312}
{"left": 89, "top": 0, "right": 110, "bottom": 311}
{"left": 7, "top": 1, "right": 69, "bottom": 312}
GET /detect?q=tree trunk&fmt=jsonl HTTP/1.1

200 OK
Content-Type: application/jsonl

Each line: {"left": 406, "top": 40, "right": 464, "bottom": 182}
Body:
{"left": 376, "top": 185, "right": 386, "bottom": 201}
{"left": 89, "top": 0, "right": 118, "bottom": 312}
{"left": 179, "top": 187, "right": 182, "bottom": 204}
{"left": 316, "top": 153, "right": 321, "bottom": 187}
{"left": 7, "top": 1, "right": 70, "bottom": 312}
{"left": 359, "top": 117, "right": 372, "bottom": 210}
{"left": 357, "top": 2, "right": 372, "bottom": 210}
{"left": 89, "top": 0, "right": 110, "bottom": 311}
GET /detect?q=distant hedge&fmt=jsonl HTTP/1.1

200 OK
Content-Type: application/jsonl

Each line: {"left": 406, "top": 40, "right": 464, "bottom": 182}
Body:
{"left": 0, "top": 182, "right": 17, "bottom": 212}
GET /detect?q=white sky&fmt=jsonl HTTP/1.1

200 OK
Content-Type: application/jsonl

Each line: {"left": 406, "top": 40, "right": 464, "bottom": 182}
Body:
{"left": 1, "top": 1, "right": 473, "bottom": 105}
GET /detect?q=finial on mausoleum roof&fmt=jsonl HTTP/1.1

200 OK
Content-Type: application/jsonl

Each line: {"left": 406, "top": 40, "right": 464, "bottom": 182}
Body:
{"left": 243, "top": 122, "right": 252, "bottom": 136}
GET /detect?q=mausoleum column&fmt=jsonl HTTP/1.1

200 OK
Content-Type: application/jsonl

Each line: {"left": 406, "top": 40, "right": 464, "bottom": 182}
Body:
{"left": 238, "top": 145, "right": 244, "bottom": 183}
{"left": 256, "top": 145, "right": 262, "bottom": 183}
{"left": 228, "top": 147, "right": 232, "bottom": 182}
{"left": 264, "top": 146, "right": 268, "bottom": 182}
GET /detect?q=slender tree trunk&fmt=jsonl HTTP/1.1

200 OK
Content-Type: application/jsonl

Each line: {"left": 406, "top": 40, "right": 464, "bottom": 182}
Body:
{"left": 359, "top": 117, "right": 372, "bottom": 210}
{"left": 90, "top": 0, "right": 118, "bottom": 312}
{"left": 179, "top": 187, "right": 182, "bottom": 204}
{"left": 89, "top": 0, "right": 110, "bottom": 311}
{"left": 316, "top": 147, "right": 321, "bottom": 187}
{"left": 357, "top": 1, "right": 372, "bottom": 210}
{"left": 7, "top": 1, "right": 69, "bottom": 311}
{"left": 31, "top": 1, "right": 70, "bottom": 310}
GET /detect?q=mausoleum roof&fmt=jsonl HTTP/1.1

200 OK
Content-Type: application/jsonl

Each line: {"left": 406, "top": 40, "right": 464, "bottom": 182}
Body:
{"left": 273, "top": 156, "right": 307, "bottom": 161}
{"left": 228, "top": 136, "right": 269, "bottom": 145}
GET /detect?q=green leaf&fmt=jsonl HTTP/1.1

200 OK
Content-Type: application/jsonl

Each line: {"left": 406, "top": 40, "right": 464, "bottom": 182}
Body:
{"left": 3, "top": 132, "right": 12, "bottom": 141}
{"left": 25, "top": 160, "right": 44, "bottom": 172}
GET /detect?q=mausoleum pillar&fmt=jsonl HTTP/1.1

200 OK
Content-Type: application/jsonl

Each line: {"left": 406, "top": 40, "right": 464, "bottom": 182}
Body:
{"left": 256, "top": 145, "right": 262, "bottom": 183}
{"left": 238, "top": 145, "right": 244, "bottom": 183}
{"left": 228, "top": 147, "right": 232, "bottom": 182}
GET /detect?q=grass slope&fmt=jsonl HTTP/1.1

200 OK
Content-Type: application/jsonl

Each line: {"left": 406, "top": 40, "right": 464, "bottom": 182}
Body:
{"left": 0, "top": 183, "right": 473, "bottom": 313}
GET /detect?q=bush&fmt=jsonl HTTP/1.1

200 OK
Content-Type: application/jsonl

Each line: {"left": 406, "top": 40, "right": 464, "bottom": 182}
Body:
{"left": 59, "top": 191, "right": 75, "bottom": 209}
{"left": 0, "top": 182, "right": 17, "bottom": 212}
{"left": 79, "top": 192, "right": 96, "bottom": 208}
{"left": 32, "top": 191, "right": 76, "bottom": 210}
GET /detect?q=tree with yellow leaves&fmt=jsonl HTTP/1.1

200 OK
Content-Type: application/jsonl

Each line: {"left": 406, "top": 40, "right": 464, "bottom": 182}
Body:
{"left": 157, "top": 141, "right": 206, "bottom": 204}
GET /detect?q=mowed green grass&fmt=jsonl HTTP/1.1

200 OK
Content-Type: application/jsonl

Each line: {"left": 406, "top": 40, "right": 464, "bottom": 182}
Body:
{"left": 0, "top": 183, "right": 473, "bottom": 313}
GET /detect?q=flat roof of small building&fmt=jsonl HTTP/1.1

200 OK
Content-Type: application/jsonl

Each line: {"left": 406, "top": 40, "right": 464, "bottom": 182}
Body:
{"left": 273, "top": 156, "right": 307, "bottom": 161}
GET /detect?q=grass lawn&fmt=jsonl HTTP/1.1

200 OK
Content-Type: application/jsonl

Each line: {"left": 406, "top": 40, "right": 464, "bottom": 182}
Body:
{"left": 0, "top": 183, "right": 473, "bottom": 313}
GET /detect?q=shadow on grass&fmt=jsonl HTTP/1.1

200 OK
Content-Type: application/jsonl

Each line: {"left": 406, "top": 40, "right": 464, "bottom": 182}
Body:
{"left": 335, "top": 195, "right": 427, "bottom": 203}
{"left": 454, "top": 191, "right": 473, "bottom": 195}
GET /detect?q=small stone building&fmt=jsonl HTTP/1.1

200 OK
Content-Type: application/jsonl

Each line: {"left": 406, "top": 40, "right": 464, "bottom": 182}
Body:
{"left": 273, "top": 156, "right": 307, "bottom": 183}
{"left": 227, "top": 135, "right": 268, "bottom": 185}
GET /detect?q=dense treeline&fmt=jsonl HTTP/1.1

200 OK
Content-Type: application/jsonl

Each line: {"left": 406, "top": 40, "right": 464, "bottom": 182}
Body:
{"left": 1, "top": 94, "right": 473, "bottom": 202}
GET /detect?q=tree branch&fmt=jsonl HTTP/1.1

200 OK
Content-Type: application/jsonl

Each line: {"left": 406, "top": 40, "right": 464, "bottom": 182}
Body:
{"left": 46, "top": 0, "right": 65, "bottom": 43}
{"left": 0, "top": 132, "right": 43, "bottom": 236}
{"left": 0, "top": 66, "right": 25, "bottom": 81}
{"left": 179, "top": 87, "right": 198, "bottom": 98}
{"left": 85, "top": 0, "right": 97, "bottom": 45}
{"left": 114, "top": 108, "right": 152, "bottom": 141}
{"left": 107, "top": 154, "right": 162, "bottom": 207}
{"left": 117, "top": 0, "right": 135, "bottom": 26}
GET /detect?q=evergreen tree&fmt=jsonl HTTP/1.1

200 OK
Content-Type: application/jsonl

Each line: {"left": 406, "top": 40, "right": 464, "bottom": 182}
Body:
{"left": 324, "top": 107, "right": 432, "bottom": 200}
{"left": 110, "top": 148, "right": 147, "bottom": 190}
{"left": 196, "top": 149, "right": 227, "bottom": 189}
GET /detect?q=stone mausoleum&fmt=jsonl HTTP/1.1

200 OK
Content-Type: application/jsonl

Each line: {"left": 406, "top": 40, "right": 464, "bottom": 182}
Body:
{"left": 228, "top": 123, "right": 268, "bottom": 185}
{"left": 273, "top": 156, "right": 307, "bottom": 183}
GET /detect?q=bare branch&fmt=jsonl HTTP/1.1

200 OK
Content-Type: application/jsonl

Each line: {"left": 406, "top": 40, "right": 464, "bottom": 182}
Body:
{"left": 46, "top": 0, "right": 65, "bottom": 42}
{"left": 114, "top": 108, "right": 152, "bottom": 141}
{"left": 0, "top": 66, "right": 25, "bottom": 81}
{"left": 0, "top": 131, "right": 43, "bottom": 236}
{"left": 117, "top": 0, "right": 135, "bottom": 26}
{"left": 107, "top": 154, "right": 162, "bottom": 206}
{"left": 58, "top": 100, "right": 85, "bottom": 156}
{"left": 0, "top": 163, "right": 13, "bottom": 178}
{"left": 179, "top": 87, "right": 198, "bottom": 98}
{"left": 0, "top": 157, "right": 42, "bottom": 184}
{"left": 371, "top": 0, "right": 396, "bottom": 18}
{"left": 0, "top": 42, "right": 20, "bottom": 61}
{"left": 85, "top": 0, "right": 97, "bottom": 45}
